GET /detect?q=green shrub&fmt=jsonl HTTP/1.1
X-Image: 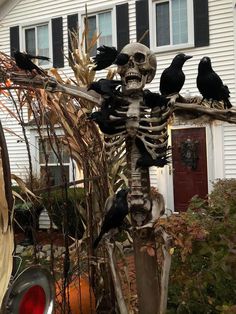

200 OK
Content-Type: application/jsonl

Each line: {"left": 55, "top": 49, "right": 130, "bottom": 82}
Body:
{"left": 40, "top": 187, "right": 86, "bottom": 239}
{"left": 167, "top": 179, "right": 236, "bottom": 313}
{"left": 13, "top": 186, "right": 86, "bottom": 240}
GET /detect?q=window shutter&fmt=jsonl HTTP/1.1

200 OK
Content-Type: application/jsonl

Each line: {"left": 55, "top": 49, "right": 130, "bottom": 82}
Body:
{"left": 10, "top": 26, "right": 20, "bottom": 57}
{"left": 116, "top": 3, "right": 129, "bottom": 51}
{"left": 194, "top": 0, "right": 209, "bottom": 47}
{"left": 136, "top": 0, "right": 150, "bottom": 47}
{"left": 52, "top": 17, "right": 64, "bottom": 68}
{"left": 67, "top": 14, "right": 78, "bottom": 61}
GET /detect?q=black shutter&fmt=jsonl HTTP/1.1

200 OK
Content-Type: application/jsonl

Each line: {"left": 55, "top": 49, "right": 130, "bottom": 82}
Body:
{"left": 116, "top": 3, "right": 129, "bottom": 51}
{"left": 10, "top": 26, "right": 20, "bottom": 57}
{"left": 136, "top": 0, "right": 150, "bottom": 47}
{"left": 67, "top": 14, "right": 78, "bottom": 57}
{"left": 194, "top": 0, "right": 209, "bottom": 47}
{"left": 52, "top": 17, "right": 64, "bottom": 68}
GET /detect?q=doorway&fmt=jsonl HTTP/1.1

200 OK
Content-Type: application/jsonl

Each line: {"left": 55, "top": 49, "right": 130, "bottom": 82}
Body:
{"left": 171, "top": 127, "right": 208, "bottom": 211}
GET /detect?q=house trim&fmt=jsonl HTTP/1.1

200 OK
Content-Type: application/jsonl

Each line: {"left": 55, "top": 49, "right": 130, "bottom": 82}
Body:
{"left": 28, "top": 125, "right": 78, "bottom": 183}
{"left": 149, "top": 0, "right": 195, "bottom": 53}
{"left": 20, "top": 20, "right": 53, "bottom": 69}
{"left": 0, "top": 0, "right": 21, "bottom": 21}
{"left": 79, "top": 5, "right": 117, "bottom": 48}
{"left": 158, "top": 122, "right": 224, "bottom": 211}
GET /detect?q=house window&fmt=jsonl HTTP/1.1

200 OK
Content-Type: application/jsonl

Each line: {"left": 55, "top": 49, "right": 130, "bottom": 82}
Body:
{"left": 23, "top": 23, "right": 50, "bottom": 66}
{"left": 153, "top": 0, "right": 193, "bottom": 49}
{"left": 85, "top": 11, "right": 113, "bottom": 55}
{"left": 39, "top": 137, "right": 70, "bottom": 186}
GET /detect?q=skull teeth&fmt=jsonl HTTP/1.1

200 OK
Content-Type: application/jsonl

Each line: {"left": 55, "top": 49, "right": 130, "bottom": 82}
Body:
{"left": 125, "top": 73, "right": 141, "bottom": 83}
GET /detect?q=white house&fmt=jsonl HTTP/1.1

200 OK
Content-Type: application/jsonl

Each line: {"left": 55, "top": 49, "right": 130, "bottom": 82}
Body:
{"left": 0, "top": 0, "right": 236, "bottom": 212}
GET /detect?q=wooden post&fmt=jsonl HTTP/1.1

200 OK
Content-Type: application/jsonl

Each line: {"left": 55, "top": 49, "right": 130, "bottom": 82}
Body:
{"left": 133, "top": 230, "right": 160, "bottom": 314}
{"left": 126, "top": 137, "right": 161, "bottom": 314}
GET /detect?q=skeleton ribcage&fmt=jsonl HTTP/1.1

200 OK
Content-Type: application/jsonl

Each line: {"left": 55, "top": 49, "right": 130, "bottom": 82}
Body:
{"left": 103, "top": 98, "right": 170, "bottom": 162}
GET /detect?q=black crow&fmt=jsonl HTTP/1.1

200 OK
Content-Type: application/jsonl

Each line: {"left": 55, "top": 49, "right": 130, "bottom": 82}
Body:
{"left": 197, "top": 56, "right": 232, "bottom": 109}
{"left": 14, "top": 51, "right": 49, "bottom": 75}
{"left": 88, "top": 96, "right": 127, "bottom": 134}
{"left": 159, "top": 53, "right": 192, "bottom": 96}
{"left": 143, "top": 89, "right": 169, "bottom": 109}
{"left": 88, "top": 79, "right": 122, "bottom": 97}
{"left": 93, "top": 45, "right": 129, "bottom": 71}
{"left": 88, "top": 111, "right": 125, "bottom": 135}
{"left": 136, "top": 154, "right": 170, "bottom": 169}
{"left": 93, "top": 188, "right": 129, "bottom": 249}
{"left": 135, "top": 138, "right": 170, "bottom": 169}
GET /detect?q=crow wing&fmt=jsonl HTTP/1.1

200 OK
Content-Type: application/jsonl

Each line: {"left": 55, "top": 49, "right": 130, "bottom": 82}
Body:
{"left": 160, "top": 68, "right": 185, "bottom": 95}
{"left": 93, "top": 45, "right": 119, "bottom": 70}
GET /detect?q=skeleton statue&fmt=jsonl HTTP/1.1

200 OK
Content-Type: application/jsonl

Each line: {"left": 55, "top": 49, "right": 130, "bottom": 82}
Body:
{"left": 94, "top": 43, "right": 168, "bottom": 227}
{"left": 1, "top": 40, "right": 236, "bottom": 314}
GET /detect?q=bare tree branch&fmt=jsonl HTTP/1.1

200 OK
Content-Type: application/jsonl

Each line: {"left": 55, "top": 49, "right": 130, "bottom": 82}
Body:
{"left": 171, "top": 101, "right": 236, "bottom": 124}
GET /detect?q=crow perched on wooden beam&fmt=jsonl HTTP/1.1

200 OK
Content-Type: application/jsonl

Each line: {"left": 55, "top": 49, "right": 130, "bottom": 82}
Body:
{"left": 159, "top": 53, "right": 192, "bottom": 96}
{"left": 14, "top": 51, "right": 49, "bottom": 75}
{"left": 92, "top": 45, "right": 129, "bottom": 71}
{"left": 197, "top": 56, "right": 232, "bottom": 109}
{"left": 93, "top": 188, "right": 129, "bottom": 249}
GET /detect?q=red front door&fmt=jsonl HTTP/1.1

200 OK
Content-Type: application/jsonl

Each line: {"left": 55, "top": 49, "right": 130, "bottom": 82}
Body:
{"left": 171, "top": 127, "right": 208, "bottom": 211}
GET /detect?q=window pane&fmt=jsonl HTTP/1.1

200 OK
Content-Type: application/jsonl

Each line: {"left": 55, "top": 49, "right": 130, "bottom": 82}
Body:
{"left": 25, "top": 28, "right": 36, "bottom": 55}
{"left": 87, "top": 16, "right": 97, "bottom": 56}
{"left": 99, "top": 12, "right": 112, "bottom": 46}
{"left": 172, "top": 0, "right": 188, "bottom": 44}
{"left": 40, "top": 165, "right": 69, "bottom": 186}
{"left": 37, "top": 24, "right": 49, "bottom": 65}
{"left": 156, "top": 2, "right": 170, "bottom": 46}
{"left": 39, "top": 138, "right": 69, "bottom": 164}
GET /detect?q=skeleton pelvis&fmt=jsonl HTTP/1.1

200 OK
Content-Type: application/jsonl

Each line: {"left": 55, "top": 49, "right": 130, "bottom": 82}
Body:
{"left": 129, "top": 191, "right": 165, "bottom": 228}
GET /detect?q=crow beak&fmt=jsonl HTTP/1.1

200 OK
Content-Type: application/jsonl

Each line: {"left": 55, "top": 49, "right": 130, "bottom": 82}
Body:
{"left": 184, "top": 55, "right": 192, "bottom": 60}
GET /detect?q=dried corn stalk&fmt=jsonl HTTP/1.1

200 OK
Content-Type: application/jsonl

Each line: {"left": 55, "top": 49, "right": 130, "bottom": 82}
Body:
{"left": 0, "top": 122, "right": 14, "bottom": 308}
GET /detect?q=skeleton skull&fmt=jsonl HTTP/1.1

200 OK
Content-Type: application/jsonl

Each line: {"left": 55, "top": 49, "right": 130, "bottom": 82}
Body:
{"left": 117, "top": 43, "right": 157, "bottom": 94}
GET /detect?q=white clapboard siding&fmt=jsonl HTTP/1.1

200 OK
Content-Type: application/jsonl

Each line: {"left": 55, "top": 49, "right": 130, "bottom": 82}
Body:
{"left": 39, "top": 208, "right": 57, "bottom": 229}
{"left": 147, "top": 0, "right": 235, "bottom": 102}
{"left": 223, "top": 124, "right": 236, "bottom": 178}
{"left": 146, "top": 0, "right": 236, "bottom": 183}
{"left": 0, "top": 95, "right": 31, "bottom": 179}
{"left": 0, "top": 0, "right": 137, "bottom": 179}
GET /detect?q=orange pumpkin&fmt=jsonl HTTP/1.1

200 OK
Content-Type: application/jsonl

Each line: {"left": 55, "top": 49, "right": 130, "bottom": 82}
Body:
{"left": 55, "top": 276, "right": 96, "bottom": 314}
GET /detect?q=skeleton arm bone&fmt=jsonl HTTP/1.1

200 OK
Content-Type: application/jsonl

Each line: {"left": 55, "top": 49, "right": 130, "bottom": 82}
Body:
{"left": 1, "top": 73, "right": 102, "bottom": 105}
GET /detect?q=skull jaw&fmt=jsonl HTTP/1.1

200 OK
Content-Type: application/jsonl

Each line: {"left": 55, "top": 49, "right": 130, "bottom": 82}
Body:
{"left": 122, "top": 76, "right": 148, "bottom": 95}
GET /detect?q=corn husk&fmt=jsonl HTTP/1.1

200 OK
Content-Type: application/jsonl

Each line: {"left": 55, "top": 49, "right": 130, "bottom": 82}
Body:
{"left": 0, "top": 227, "right": 14, "bottom": 307}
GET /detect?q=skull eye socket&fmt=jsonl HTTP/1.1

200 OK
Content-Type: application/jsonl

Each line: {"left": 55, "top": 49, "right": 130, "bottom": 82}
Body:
{"left": 133, "top": 52, "right": 146, "bottom": 64}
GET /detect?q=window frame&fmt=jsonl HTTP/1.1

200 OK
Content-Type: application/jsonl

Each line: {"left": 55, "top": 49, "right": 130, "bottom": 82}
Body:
{"left": 21, "top": 20, "right": 52, "bottom": 68}
{"left": 80, "top": 6, "right": 117, "bottom": 55}
{"left": 29, "top": 126, "right": 77, "bottom": 186}
{"left": 38, "top": 135, "right": 71, "bottom": 186}
{"left": 150, "top": 0, "right": 194, "bottom": 52}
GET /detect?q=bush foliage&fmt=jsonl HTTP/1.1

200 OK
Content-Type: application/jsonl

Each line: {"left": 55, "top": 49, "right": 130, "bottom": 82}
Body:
{"left": 167, "top": 179, "right": 236, "bottom": 314}
{"left": 40, "top": 187, "right": 86, "bottom": 239}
